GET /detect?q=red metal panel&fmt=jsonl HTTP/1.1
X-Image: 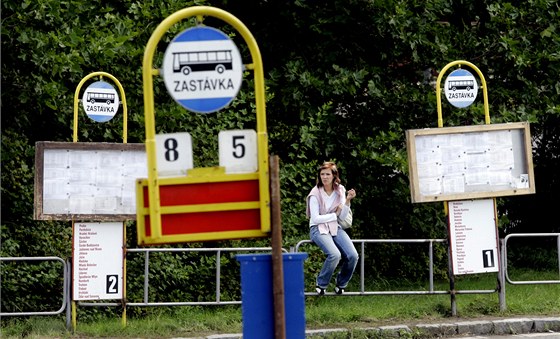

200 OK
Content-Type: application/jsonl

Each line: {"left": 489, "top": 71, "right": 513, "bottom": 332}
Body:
{"left": 142, "top": 180, "right": 260, "bottom": 207}
{"left": 144, "top": 209, "right": 261, "bottom": 236}
{"left": 141, "top": 179, "right": 261, "bottom": 237}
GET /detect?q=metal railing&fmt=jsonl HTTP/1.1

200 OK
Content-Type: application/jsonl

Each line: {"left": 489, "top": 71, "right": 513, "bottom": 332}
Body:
{"left": 503, "top": 233, "right": 560, "bottom": 285}
{"left": 77, "top": 247, "right": 285, "bottom": 308}
{"left": 295, "top": 238, "right": 452, "bottom": 296}
{"left": 0, "top": 256, "right": 69, "bottom": 317}
{"left": 2, "top": 235, "right": 560, "bottom": 318}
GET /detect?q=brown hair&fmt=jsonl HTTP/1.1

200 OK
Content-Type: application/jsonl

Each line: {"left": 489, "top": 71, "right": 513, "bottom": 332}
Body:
{"left": 316, "top": 161, "right": 341, "bottom": 188}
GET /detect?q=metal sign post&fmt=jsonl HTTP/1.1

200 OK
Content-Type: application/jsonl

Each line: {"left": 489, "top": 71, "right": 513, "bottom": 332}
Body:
{"left": 407, "top": 60, "right": 535, "bottom": 315}
{"left": 139, "top": 6, "right": 271, "bottom": 244}
{"left": 140, "top": 7, "right": 287, "bottom": 339}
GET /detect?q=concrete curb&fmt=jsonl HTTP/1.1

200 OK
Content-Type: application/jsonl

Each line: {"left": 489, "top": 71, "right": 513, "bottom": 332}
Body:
{"left": 184, "top": 317, "right": 560, "bottom": 338}
{"left": 416, "top": 317, "right": 560, "bottom": 338}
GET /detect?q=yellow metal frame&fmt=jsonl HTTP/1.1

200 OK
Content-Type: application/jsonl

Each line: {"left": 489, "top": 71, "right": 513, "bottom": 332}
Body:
{"left": 140, "top": 6, "right": 270, "bottom": 243}
{"left": 71, "top": 71, "right": 128, "bottom": 329}
{"left": 73, "top": 71, "right": 128, "bottom": 143}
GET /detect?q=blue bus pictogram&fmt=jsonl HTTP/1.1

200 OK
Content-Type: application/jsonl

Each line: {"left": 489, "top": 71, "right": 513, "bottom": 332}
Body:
{"left": 86, "top": 92, "right": 115, "bottom": 105}
{"left": 172, "top": 50, "right": 233, "bottom": 75}
{"left": 448, "top": 80, "right": 475, "bottom": 91}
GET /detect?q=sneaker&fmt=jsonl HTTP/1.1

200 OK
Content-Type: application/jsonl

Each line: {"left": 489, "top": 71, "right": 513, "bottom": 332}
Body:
{"left": 315, "top": 286, "right": 326, "bottom": 295}
{"left": 334, "top": 286, "right": 345, "bottom": 294}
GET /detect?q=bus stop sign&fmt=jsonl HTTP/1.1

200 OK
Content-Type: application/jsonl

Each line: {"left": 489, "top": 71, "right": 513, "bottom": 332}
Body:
{"left": 444, "top": 69, "right": 478, "bottom": 108}
{"left": 82, "top": 81, "right": 120, "bottom": 122}
{"left": 162, "top": 26, "right": 243, "bottom": 114}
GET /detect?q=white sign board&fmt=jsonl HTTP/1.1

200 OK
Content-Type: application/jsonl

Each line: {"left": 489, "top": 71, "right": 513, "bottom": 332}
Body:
{"left": 405, "top": 122, "right": 535, "bottom": 203}
{"left": 155, "top": 132, "right": 194, "bottom": 177}
{"left": 444, "top": 69, "right": 478, "bottom": 108}
{"left": 34, "top": 142, "right": 147, "bottom": 221}
{"left": 73, "top": 222, "right": 123, "bottom": 300}
{"left": 448, "top": 199, "right": 499, "bottom": 275}
{"left": 82, "top": 81, "right": 120, "bottom": 122}
{"left": 162, "top": 26, "right": 243, "bottom": 113}
{"left": 219, "top": 129, "right": 258, "bottom": 173}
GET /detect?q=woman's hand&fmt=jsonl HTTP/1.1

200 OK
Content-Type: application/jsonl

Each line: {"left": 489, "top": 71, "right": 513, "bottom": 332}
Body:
{"left": 336, "top": 204, "right": 343, "bottom": 216}
{"left": 345, "top": 189, "right": 356, "bottom": 205}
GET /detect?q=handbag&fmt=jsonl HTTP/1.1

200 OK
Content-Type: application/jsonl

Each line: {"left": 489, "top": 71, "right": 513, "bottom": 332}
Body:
{"left": 338, "top": 208, "right": 353, "bottom": 229}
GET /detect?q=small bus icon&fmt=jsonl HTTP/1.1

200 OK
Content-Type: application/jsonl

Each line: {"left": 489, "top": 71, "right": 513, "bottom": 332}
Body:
{"left": 172, "top": 50, "right": 233, "bottom": 75}
{"left": 86, "top": 92, "right": 115, "bottom": 105}
{"left": 448, "top": 80, "right": 475, "bottom": 91}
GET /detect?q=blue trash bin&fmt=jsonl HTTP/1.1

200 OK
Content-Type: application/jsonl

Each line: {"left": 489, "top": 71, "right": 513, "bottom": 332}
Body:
{"left": 236, "top": 252, "right": 308, "bottom": 339}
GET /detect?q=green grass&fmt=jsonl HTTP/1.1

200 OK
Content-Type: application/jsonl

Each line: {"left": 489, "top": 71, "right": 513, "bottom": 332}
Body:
{"left": 2, "top": 271, "right": 559, "bottom": 338}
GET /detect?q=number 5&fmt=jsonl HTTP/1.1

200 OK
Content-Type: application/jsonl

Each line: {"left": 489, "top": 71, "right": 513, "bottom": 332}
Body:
{"left": 219, "top": 130, "right": 257, "bottom": 173}
{"left": 232, "top": 135, "right": 246, "bottom": 159}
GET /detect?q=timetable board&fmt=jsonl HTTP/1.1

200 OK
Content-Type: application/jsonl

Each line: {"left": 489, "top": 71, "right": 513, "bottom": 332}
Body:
{"left": 34, "top": 141, "right": 146, "bottom": 221}
{"left": 448, "top": 199, "right": 499, "bottom": 275}
{"left": 73, "top": 222, "right": 124, "bottom": 300}
{"left": 406, "top": 122, "right": 535, "bottom": 203}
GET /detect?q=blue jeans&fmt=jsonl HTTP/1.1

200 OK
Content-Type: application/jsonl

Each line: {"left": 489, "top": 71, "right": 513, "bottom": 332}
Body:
{"left": 310, "top": 225, "right": 359, "bottom": 289}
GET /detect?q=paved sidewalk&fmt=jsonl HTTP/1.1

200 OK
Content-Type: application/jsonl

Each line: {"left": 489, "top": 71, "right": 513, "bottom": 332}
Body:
{"left": 184, "top": 317, "right": 560, "bottom": 338}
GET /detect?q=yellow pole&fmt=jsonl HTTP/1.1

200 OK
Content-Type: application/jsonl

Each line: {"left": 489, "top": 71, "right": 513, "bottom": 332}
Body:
{"left": 435, "top": 60, "right": 495, "bottom": 315}
{"left": 71, "top": 300, "right": 77, "bottom": 332}
{"left": 122, "top": 221, "right": 127, "bottom": 327}
{"left": 71, "top": 72, "right": 129, "bottom": 331}
{"left": 435, "top": 60, "right": 491, "bottom": 217}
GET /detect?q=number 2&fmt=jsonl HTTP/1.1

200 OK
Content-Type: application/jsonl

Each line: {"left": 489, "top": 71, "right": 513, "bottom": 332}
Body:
{"left": 106, "top": 275, "right": 118, "bottom": 294}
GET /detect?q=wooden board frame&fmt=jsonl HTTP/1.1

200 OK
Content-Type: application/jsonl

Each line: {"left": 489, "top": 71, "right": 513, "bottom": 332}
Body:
{"left": 34, "top": 141, "right": 146, "bottom": 221}
{"left": 406, "top": 122, "right": 535, "bottom": 203}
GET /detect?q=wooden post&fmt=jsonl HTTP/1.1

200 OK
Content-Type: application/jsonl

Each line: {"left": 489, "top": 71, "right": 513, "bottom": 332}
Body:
{"left": 270, "top": 155, "right": 286, "bottom": 339}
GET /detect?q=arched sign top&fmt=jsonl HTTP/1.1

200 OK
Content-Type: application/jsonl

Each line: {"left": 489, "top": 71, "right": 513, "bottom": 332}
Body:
{"left": 73, "top": 71, "right": 128, "bottom": 143}
{"left": 162, "top": 26, "right": 243, "bottom": 114}
{"left": 435, "top": 60, "right": 490, "bottom": 128}
{"left": 143, "top": 6, "right": 267, "bottom": 133}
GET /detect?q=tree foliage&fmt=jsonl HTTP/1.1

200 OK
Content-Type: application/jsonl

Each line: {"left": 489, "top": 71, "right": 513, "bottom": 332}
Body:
{"left": 2, "top": 0, "right": 559, "bottom": 313}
